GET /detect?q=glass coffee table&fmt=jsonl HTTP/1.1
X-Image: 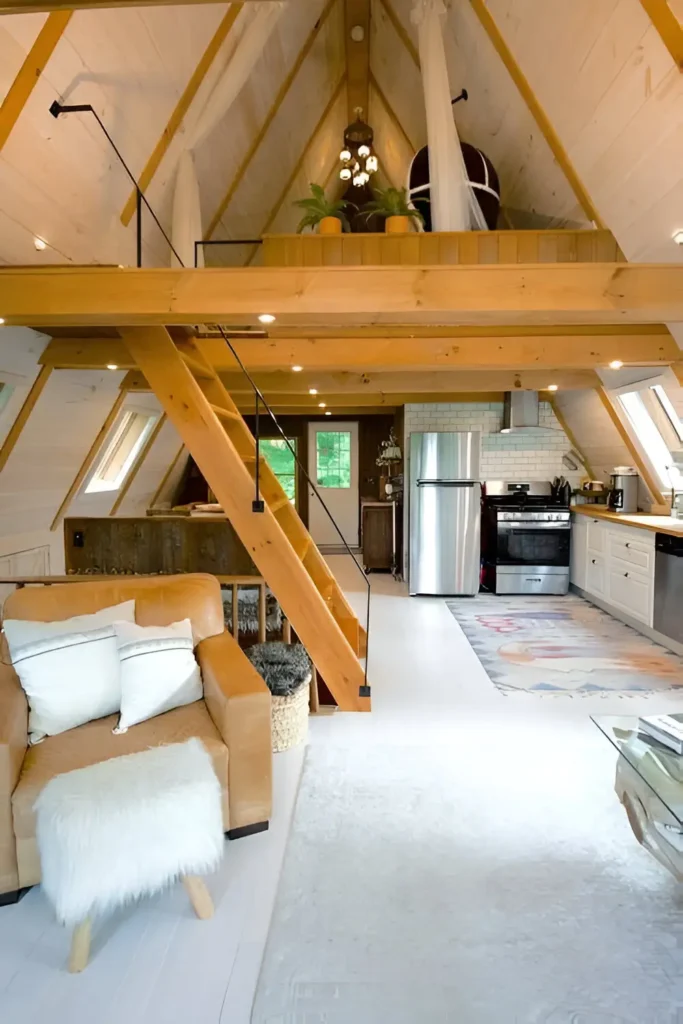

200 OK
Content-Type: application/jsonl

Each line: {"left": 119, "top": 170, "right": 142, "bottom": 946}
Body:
{"left": 592, "top": 715, "right": 683, "bottom": 828}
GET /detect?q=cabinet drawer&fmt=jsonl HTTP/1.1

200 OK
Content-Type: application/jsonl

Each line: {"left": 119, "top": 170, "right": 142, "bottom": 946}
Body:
{"left": 586, "top": 519, "right": 606, "bottom": 554}
{"left": 607, "top": 562, "right": 653, "bottom": 625}
{"left": 586, "top": 553, "right": 605, "bottom": 597}
{"left": 607, "top": 531, "right": 654, "bottom": 573}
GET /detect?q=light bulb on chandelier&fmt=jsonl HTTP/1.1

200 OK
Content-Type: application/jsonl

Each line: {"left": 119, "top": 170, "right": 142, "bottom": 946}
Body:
{"left": 340, "top": 167, "right": 352, "bottom": 181}
{"left": 339, "top": 148, "right": 351, "bottom": 162}
{"left": 358, "top": 144, "right": 370, "bottom": 158}
{"left": 365, "top": 155, "right": 378, "bottom": 173}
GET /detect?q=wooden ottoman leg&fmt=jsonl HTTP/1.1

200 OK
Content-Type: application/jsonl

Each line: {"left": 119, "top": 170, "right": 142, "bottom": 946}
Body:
{"left": 69, "top": 919, "right": 91, "bottom": 973}
{"left": 183, "top": 876, "right": 214, "bottom": 920}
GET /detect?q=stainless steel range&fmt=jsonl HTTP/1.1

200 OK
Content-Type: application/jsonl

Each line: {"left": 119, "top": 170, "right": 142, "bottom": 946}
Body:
{"left": 481, "top": 480, "right": 571, "bottom": 595}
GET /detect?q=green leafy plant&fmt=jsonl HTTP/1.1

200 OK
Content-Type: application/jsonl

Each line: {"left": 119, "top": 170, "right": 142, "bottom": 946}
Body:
{"left": 293, "top": 183, "right": 354, "bottom": 233}
{"left": 362, "top": 186, "right": 424, "bottom": 226}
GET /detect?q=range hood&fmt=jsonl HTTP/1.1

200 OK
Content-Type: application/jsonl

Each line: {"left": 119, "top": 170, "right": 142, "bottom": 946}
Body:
{"left": 501, "top": 391, "right": 540, "bottom": 432}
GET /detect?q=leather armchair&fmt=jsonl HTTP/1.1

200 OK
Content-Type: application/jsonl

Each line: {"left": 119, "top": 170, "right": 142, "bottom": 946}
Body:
{"left": 0, "top": 574, "right": 272, "bottom": 902}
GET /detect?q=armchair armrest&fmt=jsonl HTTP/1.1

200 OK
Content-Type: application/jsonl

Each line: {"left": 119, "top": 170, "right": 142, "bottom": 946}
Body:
{"left": 197, "top": 631, "right": 272, "bottom": 832}
{"left": 0, "top": 660, "right": 28, "bottom": 895}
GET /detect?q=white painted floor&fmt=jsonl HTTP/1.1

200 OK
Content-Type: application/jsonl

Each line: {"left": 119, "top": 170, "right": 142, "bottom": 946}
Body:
{"left": 2, "top": 559, "right": 682, "bottom": 1024}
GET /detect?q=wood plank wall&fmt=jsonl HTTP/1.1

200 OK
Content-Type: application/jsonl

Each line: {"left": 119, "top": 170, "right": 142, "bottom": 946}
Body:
{"left": 262, "top": 229, "right": 625, "bottom": 267}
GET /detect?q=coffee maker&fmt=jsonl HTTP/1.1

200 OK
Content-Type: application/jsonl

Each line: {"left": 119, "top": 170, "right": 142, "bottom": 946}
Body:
{"left": 607, "top": 466, "right": 639, "bottom": 513}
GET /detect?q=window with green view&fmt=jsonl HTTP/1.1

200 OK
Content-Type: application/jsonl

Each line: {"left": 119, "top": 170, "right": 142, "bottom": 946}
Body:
{"left": 260, "top": 438, "right": 297, "bottom": 502}
{"left": 316, "top": 431, "right": 351, "bottom": 488}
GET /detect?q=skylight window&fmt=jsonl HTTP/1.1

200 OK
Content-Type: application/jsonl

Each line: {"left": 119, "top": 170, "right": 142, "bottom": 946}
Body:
{"left": 85, "top": 410, "right": 157, "bottom": 494}
{"left": 618, "top": 390, "right": 683, "bottom": 492}
{"left": 651, "top": 384, "right": 683, "bottom": 443}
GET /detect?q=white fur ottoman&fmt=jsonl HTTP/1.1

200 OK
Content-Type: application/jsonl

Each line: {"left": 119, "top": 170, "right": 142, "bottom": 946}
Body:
{"left": 34, "top": 737, "right": 224, "bottom": 972}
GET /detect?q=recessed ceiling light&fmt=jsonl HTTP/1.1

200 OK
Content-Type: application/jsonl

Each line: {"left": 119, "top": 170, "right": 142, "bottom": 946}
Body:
{"left": 33, "top": 237, "right": 47, "bottom": 251}
{"left": 673, "top": 230, "right": 683, "bottom": 245}
{"left": 547, "top": 384, "right": 559, "bottom": 392}
{"left": 309, "top": 388, "right": 318, "bottom": 395}
{"left": 0, "top": 318, "right": 5, "bottom": 325}
{"left": 258, "top": 313, "right": 276, "bottom": 324}
{"left": 318, "top": 402, "right": 326, "bottom": 408}
{"left": 325, "top": 410, "right": 332, "bottom": 416}
{"left": 291, "top": 365, "right": 303, "bottom": 372}
{"left": 106, "top": 364, "right": 119, "bottom": 370}
{"left": 609, "top": 360, "right": 623, "bottom": 370}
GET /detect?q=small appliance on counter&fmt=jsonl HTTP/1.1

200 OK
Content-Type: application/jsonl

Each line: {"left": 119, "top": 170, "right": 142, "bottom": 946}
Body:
{"left": 481, "top": 480, "right": 571, "bottom": 595}
{"left": 607, "top": 467, "right": 639, "bottom": 514}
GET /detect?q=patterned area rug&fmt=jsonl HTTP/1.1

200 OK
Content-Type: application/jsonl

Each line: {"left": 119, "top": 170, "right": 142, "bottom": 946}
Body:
{"left": 446, "top": 594, "right": 683, "bottom": 696}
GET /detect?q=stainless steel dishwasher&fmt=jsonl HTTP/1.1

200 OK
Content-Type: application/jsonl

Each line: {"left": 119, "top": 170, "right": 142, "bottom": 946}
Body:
{"left": 654, "top": 533, "right": 683, "bottom": 643}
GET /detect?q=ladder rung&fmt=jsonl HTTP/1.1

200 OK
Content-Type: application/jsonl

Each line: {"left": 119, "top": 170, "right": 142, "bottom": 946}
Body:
{"left": 243, "top": 454, "right": 266, "bottom": 464}
{"left": 294, "top": 537, "right": 311, "bottom": 560}
{"left": 269, "top": 496, "right": 292, "bottom": 513}
{"left": 210, "top": 404, "right": 242, "bottom": 423}
{"left": 177, "top": 348, "right": 215, "bottom": 379}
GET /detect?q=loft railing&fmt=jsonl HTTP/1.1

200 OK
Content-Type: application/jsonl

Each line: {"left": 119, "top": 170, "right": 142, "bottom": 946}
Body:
{"left": 48, "top": 101, "right": 372, "bottom": 698}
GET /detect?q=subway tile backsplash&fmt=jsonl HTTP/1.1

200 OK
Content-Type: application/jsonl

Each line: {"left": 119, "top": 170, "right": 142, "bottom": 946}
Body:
{"left": 404, "top": 401, "right": 582, "bottom": 485}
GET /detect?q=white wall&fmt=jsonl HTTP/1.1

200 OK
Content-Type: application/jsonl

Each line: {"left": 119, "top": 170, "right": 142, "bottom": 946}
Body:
{"left": 0, "top": 327, "right": 180, "bottom": 578}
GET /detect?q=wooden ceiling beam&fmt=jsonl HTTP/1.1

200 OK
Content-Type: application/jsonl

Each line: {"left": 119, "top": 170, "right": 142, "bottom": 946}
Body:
{"left": 205, "top": 0, "right": 337, "bottom": 241}
{"left": 344, "top": 0, "right": 371, "bottom": 121}
{"left": 639, "top": 0, "right": 683, "bottom": 69}
{"left": 0, "top": 0, "right": 239, "bottom": 10}
{"left": 5, "top": 263, "right": 683, "bottom": 328}
{"left": 0, "top": 11, "right": 71, "bottom": 152}
{"left": 120, "top": 5, "right": 243, "bottom": 227}
{"left": 468, "top": 0, "right": 604, "bottom": 228}
{"left": 233, "top": 392, "right": 508, "bottom": 410}
{"left": 38, "top": 329, "right": 678, "bottom": 372}
{"left": 219, "top": 368, "right": 599, "bottom": 394}
{"left": 0, "top": 365, "right": 52, "bottom": 475}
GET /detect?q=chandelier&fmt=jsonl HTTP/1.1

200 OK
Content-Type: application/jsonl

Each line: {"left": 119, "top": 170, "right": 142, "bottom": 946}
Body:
{"left": 339, "top": 108, "right": 378, "bottom": 187}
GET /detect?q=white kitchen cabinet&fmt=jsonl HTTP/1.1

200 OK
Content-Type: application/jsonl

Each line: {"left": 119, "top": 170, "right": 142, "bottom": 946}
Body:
{"left": 585, "top": 552, "right": 606, "bottom": 597}
{"left": 572, "top": 515, "right": 654, "bottom": 628}
{"left": 570, "top": 516, "right": 587, "bottom": 591}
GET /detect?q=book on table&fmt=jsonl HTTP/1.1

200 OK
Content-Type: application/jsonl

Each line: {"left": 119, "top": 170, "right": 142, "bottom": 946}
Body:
{"left": 638, "top": 714, "right": 683, "bottom": 755}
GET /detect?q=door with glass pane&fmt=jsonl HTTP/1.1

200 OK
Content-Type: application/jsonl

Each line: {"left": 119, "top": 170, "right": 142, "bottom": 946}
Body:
{"left": 307, "top": 422, "right": 359, "bottom": 546}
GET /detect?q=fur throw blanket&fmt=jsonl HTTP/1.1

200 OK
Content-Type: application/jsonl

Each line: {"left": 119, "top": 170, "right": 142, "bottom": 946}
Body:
{"left": 245, "top": 642, "right": 312, "bottom": 696}
{"left": 34, "top": 738, "right": 224, "bottom": 925}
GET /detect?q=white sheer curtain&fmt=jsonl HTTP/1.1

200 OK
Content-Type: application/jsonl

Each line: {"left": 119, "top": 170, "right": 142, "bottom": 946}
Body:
{"left": 171, "top": 1, "right": 285, "bottom": 266}
{"left": 411, "top": 0, "right": 486, "bottom": 231}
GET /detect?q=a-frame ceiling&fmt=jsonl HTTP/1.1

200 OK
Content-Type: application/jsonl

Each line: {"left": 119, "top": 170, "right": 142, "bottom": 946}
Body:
{"left": 0, "top": 0, "right": 680, "bottom": 284}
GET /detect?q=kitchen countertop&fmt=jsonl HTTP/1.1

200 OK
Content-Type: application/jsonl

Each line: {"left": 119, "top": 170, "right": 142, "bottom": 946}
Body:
{"left": 572, "top": 504, "right": 683, "bottom": 537}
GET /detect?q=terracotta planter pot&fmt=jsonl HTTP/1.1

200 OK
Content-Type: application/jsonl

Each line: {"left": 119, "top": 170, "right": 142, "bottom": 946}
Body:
{"left": 385, "top": 215, "right": 411, "bottom": 234}
{"left": 318, "top": 216, "right": 342, "bottom": 235}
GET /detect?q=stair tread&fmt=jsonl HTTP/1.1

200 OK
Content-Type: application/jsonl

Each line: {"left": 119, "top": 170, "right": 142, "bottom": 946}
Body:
{"left": 177, "top": 348, "right": 215, "bottom": 379}
{"left": 210, "top": 404, "right": 242, "bottom": 422}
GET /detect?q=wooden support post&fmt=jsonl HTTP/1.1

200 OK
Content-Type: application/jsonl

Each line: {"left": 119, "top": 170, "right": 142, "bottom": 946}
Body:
{"left": 120, "top": 5, "right": 243, "bottom": 225}
{"left": 109, "top": 412, "right": 167, "bottom": 516}
{"left": 0, "top": 365, "right": 52, "bottom": 475}
{"left": 50, "top": 391, "right": 127, "bottom": 532}
{"left": 150, "top": 443, "right": 185, "bottom": 508}
{"left": 0, "top": 12, "right": 72, "bottom": 153}
{"left": 258, "top": 582, "right": 267, "bottom": 643}
{"left": 69, "top": 919, "right": 91, "bottom": 974}
{"left": 183, "top": 875, "right": 214, "bottom": 920}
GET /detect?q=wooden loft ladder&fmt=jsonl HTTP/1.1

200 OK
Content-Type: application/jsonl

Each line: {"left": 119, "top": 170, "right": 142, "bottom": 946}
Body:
{"left": 121, "top": 327, "right": 369, "bottom": 712}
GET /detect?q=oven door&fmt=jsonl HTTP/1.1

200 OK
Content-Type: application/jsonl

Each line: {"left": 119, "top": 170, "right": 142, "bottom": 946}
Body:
{"left": 496, "top": 521, "right": 570, "bottom": 568}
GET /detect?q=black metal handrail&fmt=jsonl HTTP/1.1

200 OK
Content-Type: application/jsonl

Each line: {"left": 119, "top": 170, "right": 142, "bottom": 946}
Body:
{"left": 194, "top": 238, "right": 263, "bottom": 267}
{"left": 49, "top": 103, "right": 372, "bottom": 697}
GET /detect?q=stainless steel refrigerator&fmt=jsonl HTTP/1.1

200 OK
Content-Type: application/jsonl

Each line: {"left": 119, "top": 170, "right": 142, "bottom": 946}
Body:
{"left": 409, "top": 431, "right": 481, "bottom": 596}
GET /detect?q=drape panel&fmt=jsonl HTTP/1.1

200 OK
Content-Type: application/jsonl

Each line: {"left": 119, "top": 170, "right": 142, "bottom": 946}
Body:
{"left": 411, "top": 0, "right": 486, "bottom": 231}
{"left": 171, "top": 2, "right": 285, "bottom": 266}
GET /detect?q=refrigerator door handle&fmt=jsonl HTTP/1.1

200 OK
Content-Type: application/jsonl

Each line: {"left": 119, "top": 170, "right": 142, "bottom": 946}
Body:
{"left": 416, "top": 480, "right": 479, "bottom": 488}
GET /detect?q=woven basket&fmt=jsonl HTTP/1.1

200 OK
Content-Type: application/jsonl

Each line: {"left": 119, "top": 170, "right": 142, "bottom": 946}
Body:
{"left": 270, "top": 674, "right": 311, "bottom": 753}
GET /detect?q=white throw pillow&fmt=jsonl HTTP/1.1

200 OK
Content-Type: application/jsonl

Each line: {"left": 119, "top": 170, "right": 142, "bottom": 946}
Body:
{"left": 3, "top": 600, "right": 136, "bottom": 653}
{"left": 10, "top": 626, "right": 122, "bottom": 744}
{"left": 114, "top": 619, "right": 202, "bottom": 733}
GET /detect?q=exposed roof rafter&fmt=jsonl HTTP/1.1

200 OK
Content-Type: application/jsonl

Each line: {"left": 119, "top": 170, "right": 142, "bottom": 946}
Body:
{"left": 205, "top": 0, "right": 339, "bottom": 240}
{"left": 120, "top": 4, "right": 243, "bottom": 227}
{"left": 639, "top": 0, "right": 683, "bottom": 69}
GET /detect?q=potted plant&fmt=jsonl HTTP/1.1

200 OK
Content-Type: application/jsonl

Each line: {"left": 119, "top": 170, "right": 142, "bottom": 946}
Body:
{"left": 363, "top": 186, "right": 424, "bottom": 234}
{"left": 293, "top": 183, "right": 354, "bottom": 235}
